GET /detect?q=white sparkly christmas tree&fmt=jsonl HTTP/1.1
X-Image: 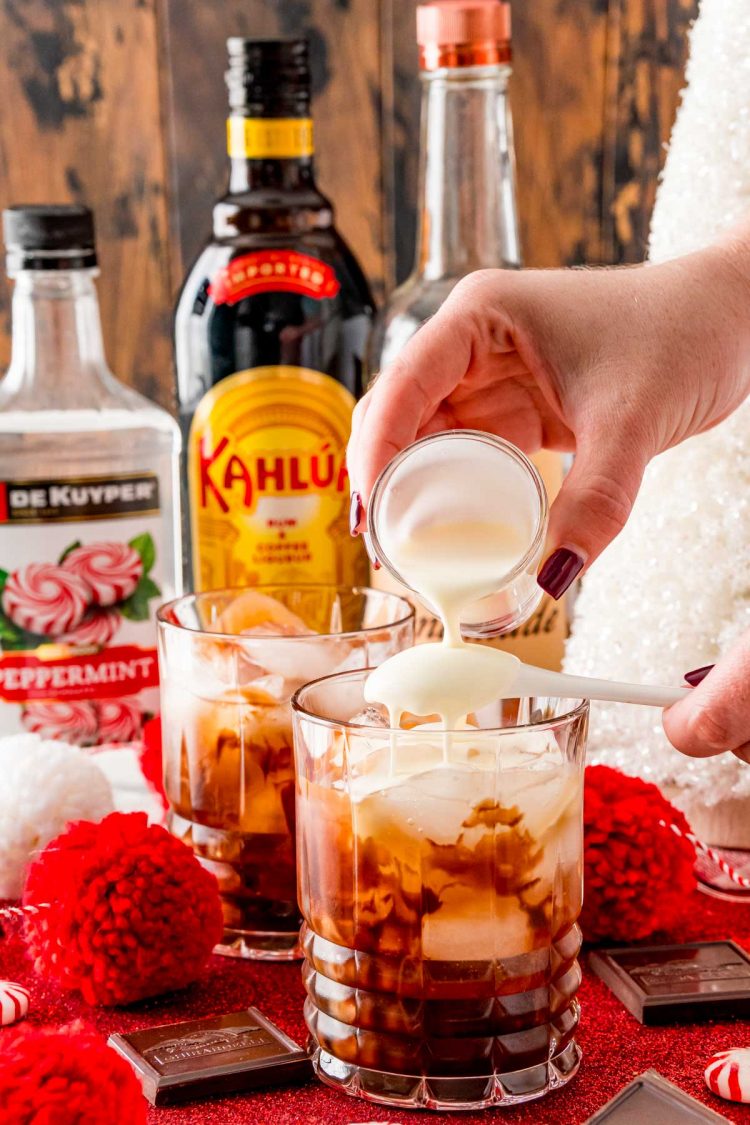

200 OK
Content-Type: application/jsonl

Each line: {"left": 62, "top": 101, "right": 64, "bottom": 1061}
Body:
{"left": 565, "top": 0, "right": 750, "bottom": 844}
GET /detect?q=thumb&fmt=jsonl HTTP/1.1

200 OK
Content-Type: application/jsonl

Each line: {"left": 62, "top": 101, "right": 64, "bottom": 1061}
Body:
{"left": 537, "top": 428, "right": 648, "bottom": 599}
{"left": 663, "top": 632, "right": 750, "bottom": 764}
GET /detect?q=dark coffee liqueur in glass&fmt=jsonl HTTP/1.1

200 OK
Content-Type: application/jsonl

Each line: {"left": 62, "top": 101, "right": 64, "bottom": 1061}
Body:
{"left": 293, "top": 674, "right": 586, "bottom": 1111}
{"left": 301, "top": 779, "right": 581, "bottom": 1082}
{"left": 158, "top": 587, "right": 414, "bottom": 961}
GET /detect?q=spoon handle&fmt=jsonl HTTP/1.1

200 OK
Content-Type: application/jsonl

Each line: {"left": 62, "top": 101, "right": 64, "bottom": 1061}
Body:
{"left": 516, "top": 665, "right": 687, "bottom": 708}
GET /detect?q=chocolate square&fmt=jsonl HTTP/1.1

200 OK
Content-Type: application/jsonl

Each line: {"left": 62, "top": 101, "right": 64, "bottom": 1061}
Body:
{"left": 589, "top": 941, "right": 750, "bottom": 1025}
{"left": 584, "top": 1070, "right": 730, "bottom": 1123}
{"left": 108, "top": 1007, "right": 311, "bottom": 1106}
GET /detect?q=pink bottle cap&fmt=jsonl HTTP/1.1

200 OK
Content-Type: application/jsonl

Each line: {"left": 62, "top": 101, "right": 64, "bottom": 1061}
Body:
{"left": 416, "top": 1, "right": 511, "bottom": 70}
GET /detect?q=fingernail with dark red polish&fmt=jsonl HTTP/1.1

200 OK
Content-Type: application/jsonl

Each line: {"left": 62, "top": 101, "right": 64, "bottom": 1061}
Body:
{"left": 363, "top": 534, "right": 381, "bottom": 570}
{"left": 685, "top": 664, "right": 714, "bottom": 687}
{"left": 537, "top": 548, "right": 585, "bottom": 600}
{"left": 349, "top": 491, "right": 363, "bottom": 537}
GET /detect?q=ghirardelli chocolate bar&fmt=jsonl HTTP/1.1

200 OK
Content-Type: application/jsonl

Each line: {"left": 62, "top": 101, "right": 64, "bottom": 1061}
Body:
{"left": 584, "top": 1069, "right": 730, "bottom": 1123}
{"left": 589, "top": 941, "right": 750, "bottom": 1025}
{"left": 108, "top": 1007, "right": 311, "bottom": 1105}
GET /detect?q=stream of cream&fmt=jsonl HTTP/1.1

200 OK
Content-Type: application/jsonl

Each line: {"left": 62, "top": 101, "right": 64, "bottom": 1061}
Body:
{"left": 364, "top": 518, "right": 527, "bottom": 735}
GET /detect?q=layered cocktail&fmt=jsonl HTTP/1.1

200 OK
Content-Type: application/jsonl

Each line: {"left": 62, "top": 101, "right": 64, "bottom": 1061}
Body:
{"left": 293, "top": 671, "right": 587, "bottom": 1110}
{"left": 157, "top": 587, "right": 414, "bottom": 959}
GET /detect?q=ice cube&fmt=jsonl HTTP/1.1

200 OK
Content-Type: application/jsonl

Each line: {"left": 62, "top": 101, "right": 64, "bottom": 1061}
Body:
{"left": 186, "top": 637, "right": 246, "bottom": 698}
{"left": 240, "top": 620, "right": 312, "bottom": 638}
{"left": 422, "top": 897, "right": 534, "bottom": 961}
{"left": 329, "top": 638, "right": 366, "bottom": 677}
{"left": 499, "top": 768, "right": 580, "bottom": 842}
{"left": 238, "top": 672, "right": 288, "bottom": 704}
{"left": 497, "top": 729, "right": 561, "bottom": 766}
{"left": 239, "top": 636, "right": 351, "bottom": 685}
{"left": 356, "top": 764, "right": 494, "bottom": 846}
{"left": 348, "top": 705, "right": 389, "bottom": 728}
{"left": 216, "top": 590, "right": 312, "bottom": 635}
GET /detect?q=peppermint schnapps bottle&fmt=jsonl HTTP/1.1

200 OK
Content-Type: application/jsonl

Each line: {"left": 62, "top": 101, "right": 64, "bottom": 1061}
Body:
{"left": 0, "top": 205, "right": 181, "bottom": 747}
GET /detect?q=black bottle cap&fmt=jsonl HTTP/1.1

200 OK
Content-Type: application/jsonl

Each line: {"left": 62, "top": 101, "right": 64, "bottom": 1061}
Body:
{"left": 226, "top": 38, "right": 311, "bottom": 117}
{"left": 3, "top": 204, "right": 98, "bottom": 271}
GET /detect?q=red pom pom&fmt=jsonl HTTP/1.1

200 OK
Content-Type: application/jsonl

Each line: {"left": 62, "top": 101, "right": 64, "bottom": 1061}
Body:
{"left": 582, "top": 764, "right": 696, "bottom": 942}
{"left": 23, "top": 811, "right": 224, "bottom": 1005}
{"left": 139, "top": 715, "right": 167, "bottom": 809}
{"left": 0, "top": 1022, "right": 146, "bottom": 1124}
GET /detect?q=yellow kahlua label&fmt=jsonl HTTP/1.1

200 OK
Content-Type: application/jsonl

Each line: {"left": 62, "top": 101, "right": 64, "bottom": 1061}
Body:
{"left": 226, "top": 117, "right": 314, "bottom": 159}
{"left": 188, "top": 366, "right": 368, "bottom": 592}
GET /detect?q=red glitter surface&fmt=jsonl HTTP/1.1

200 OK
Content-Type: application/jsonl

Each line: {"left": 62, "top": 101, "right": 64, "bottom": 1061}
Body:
{"left": 2, "top": 890, "right": 750, "bottom": 1124}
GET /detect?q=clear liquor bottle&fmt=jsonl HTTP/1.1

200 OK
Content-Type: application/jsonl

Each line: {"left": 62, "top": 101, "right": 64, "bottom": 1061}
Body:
{"left": 369, "top": 1, "right": 566, "bottom": 668}
{"left": 0, "top": 205, "right": 181, "bottom": 746}
{"left": 368, "top": 0, "right": 520, "bottom": 370}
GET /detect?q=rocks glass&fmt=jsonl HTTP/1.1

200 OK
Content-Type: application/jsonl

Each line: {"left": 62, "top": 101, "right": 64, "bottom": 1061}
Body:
{"left": 157, "top": 586, "right": 414, "bottom": 960}
{"left": 293, "top": 670, "right": 587, "bottom": 1110}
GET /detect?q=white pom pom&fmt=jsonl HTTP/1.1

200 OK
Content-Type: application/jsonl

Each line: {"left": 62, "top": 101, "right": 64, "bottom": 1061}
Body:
{"left": 0, "top": 981, "right": 29, "bottom": 1026}
{"left": 0, "top": 733, "right": 114, "bottom": 898}
{"left": 705, "top": 1048, "right": 750, "bottom": 1103}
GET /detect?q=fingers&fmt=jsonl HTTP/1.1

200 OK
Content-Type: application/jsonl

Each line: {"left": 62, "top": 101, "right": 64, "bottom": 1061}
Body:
{"left": 346, "top": 273, "right": 504, "bottom": 509}
{"left": 347, "top": 321, "right": 468, "bottom": 502}
{"left": 538, "top": 425, "right": 649, "bottom": 599}
{"left": 663, "top": 631, "right": 750, "bottom": 758}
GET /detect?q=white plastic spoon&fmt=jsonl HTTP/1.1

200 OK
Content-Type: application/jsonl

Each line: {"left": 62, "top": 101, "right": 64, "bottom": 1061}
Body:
{"left": 365, "top": 643, "right": 689, "bottom": 728}
{"left": 512, "top": 658, "right": 687, "bottom": 708}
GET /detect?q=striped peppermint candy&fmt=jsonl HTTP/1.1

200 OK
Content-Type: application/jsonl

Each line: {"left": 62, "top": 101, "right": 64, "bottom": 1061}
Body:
{"left": 58, "top": 607, "right": 121, "bottom": 647}
{"left": 97, "top": 699, "right": 142, "bottom": 743}
{"left": 21, "top": 700, "right": 99, "bottom": 745}
{"left": 705, "top": 1048, "right": 750, "bottom": 1103}
{"left": 3, "top": 563, "right": 91, "bottom": 637}
{"left": 63, "top": 542, "right": 143, "bottom": 606}
{"left": 0, "top": 981, "right": 30, "bottom": 1027}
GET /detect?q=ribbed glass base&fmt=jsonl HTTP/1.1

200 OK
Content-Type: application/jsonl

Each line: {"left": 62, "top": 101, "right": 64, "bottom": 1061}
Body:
{"left": 214, "top": 929, "right": 301, "bottom": 961}
{"left": 311, "top": 1039, "right": 581, "bottom": 1111}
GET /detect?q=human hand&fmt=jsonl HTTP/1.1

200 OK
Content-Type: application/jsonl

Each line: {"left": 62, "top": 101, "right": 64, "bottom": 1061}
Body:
{"left": 348, "top": 234, "right": 750, "bottom": 599}
{"left": 665, "top": 650, "right": 750, "bottom": 765}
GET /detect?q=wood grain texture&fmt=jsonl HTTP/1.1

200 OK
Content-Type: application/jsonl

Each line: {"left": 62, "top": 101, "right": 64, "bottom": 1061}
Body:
{"left": 0, "top": 0, "right": 698, "bottom": 403}
{"left": 385, "top": 0, "right": 697, "bottom": 274}
{"left": 380, "top": 0, "right": 420, "bottom": 289}
{"left": 0, "top": 0, "right": 175, "bottom": 406}
{"left": 602, "top": 0, "right": 699, "bottom": 262}
{"left": 512, "top": 0, "right": 611, "bottom": 267}
{"left": 384, "top": 0, "right": 613, "bottom": 274}
{"left": 162, "top": 0, "right": 385, "bottom": 297}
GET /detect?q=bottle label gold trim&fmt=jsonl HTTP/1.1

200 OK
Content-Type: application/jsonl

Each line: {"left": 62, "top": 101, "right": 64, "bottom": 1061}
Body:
{"left": 226, "top": 117, "right": 314, "bottom": 159}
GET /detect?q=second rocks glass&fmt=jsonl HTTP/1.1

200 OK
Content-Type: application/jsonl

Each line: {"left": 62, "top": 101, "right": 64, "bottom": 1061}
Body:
{"left": 157, "top": 585, "right": 414, "bottom": 960}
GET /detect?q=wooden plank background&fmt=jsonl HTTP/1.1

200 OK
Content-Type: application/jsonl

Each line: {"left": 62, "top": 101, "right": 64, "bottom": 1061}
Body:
{"left": 0, "top": 0, "right": 699, "bottom": 408}
{"left": 0, "top": 0, "right": 174, "bottom": 406}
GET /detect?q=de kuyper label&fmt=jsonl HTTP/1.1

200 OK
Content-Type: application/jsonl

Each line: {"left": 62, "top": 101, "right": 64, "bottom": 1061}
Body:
{"left": 0, "top": 470, "right": 168, "bottom": 746}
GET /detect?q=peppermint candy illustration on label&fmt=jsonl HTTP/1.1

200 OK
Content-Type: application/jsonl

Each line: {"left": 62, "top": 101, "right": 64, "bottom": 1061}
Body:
{"left": 0, "top": 981, "right": 29, "bottom": 1027}
{"left": 2, "top": 563, "right": 91, "bottom": 637}
{"left": 63, "top": 542, "right": 143, "bottom": 606}
{"left": 58, "top": 607, "right": 121, "bottom": 648}
{"left": 21, "top": 700, "right": 99, "bottom": 745}
{"left": 97, "top": 699, "right": 143, "bottom": 744}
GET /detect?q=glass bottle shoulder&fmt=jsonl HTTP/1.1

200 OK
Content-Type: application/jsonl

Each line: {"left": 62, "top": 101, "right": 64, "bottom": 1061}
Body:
{"left": 174, "top": 194, "right": 374, "bottom": 410}
{"left": 176, "top": 201, "right": 373, "bottom": 320}
{"left": 368, "top": 274, "right": 459, "bottom": 374}
{"left": 0, "top": 370, "right": 179, "bottom": 440}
